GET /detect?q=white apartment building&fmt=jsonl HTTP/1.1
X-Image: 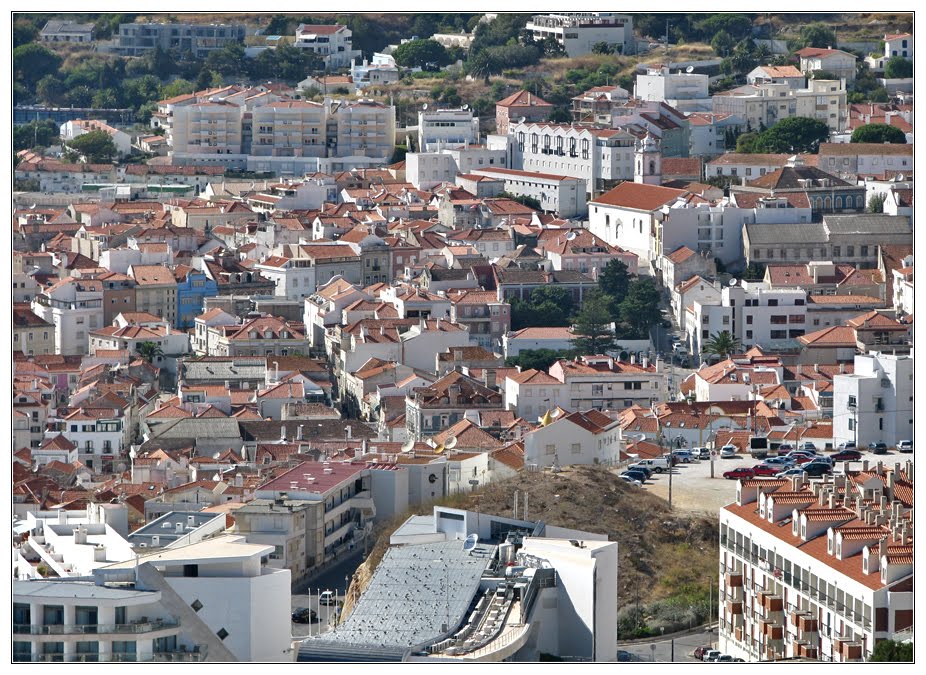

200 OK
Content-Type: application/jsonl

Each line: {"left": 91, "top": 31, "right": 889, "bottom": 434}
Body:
{"left": 795, "top": 47, "right": 857, "bottom": 82}
{"left": 523, "top": 409, "right": 623, "bottom": 468}
{"left": 249, "top": 101, "right": 327, "bottom": 159}
{"left": 635, "top": 66, "right": 711, "bottom": 112}
{"left": 13, "top": 535, "right": 291, "bottom": 662}
{"left": 686, "top": 112, "right": 746, "bottom": 158}
{"left": 418, "top": 108, "right": 480, "bottom": 151}
{"left": 705, "top": 152, "right": 798, "bottom": 179}
{"left": 406, "top": 146, "right": 508, "bottom": 191}
{"left": 892, "top": 262, "right": 913, "bottom": 318}
{"left": 549, "top": 355, "right": 665, "bottom": 411}
{"left": 719, "top": 467, "right": 913, "bottom": 662}
{"left": 32, "top": 278, "right": 104, "bottom": 355}
{"left": 60, "top": 120, "right": 133, "bottom": 157}
{"left": 832, "top": 351, "right": 913, "bottom": 448}
{"left": 866, "top": 33, "right": 913, "bottom": 71}
{"left": 712, "top": 79, "right": 848, "bottom": 132}
{"left": 471, "top": 167, "right": 588, "bottom": 217}
{"left": 817, "top": 143, "right": 912, "bottom": 181}
{"left": 507, "top": 121, "right": 638, "bottom": 196}
{"left": 294, "top": 24, "right": 360, "bottom": 70}
{"left": 169, "top": 100, "right": 244, "bottom": 158}
{"left": 685, "top": 282, "right": 808, "bottom": 361}
{"left": 672, "top": 275, "right": 722, "bottom": 333}
{"left": 525, "top": 13, "right": 634, "bottom": 57}
{"left": 504, "top": 369, "right": 570, "bottom": 421}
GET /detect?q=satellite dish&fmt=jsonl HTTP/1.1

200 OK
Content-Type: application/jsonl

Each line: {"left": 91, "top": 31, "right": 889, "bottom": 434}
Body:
{"left": 729, "top": 278, "right": 738, "bottom": 287}
{"left": 434, "top": 443, "right": 445, "bottom": 454}
{"left": 388, "top": 216, "right": 397, "bottom": 222}
{"left": 518, "top": 117, "right": 526, "bottom": 124}
{"left": 550, "top": 408, "right": 562, "bottom": 419}
{"left": 422, "top": 103, "right": 429, "bottom": 110}
{"left": 462, "top": 533, "right": 479, "bottom": 552}
{"left": 565, "top": 231, "right": 578, "bottom": 241}
{"left": 896, "top": 173, "right": 905, "bottom": 181}
{"left": 686, "top": 66, "right": 694, "bottom": 73}
{"left": 462, "top": 104, "right": 469, "bottom": 111}
{"left": 445, "top": 436, "right": 458, "bottom": 450}
{"left": 401, "top": 439, "right": 415, "bottom": 453}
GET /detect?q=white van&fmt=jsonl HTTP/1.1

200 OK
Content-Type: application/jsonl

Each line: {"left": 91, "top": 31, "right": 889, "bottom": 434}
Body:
{"left": 319, "top": 590, "right": 337, "bottom": 605}
{"left": 632, "top": 457, "right": 671, "bottom": 472}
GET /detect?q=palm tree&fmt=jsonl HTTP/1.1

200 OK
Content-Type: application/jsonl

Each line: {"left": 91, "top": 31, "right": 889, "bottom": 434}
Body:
{"left": 702, "top": 331, "right": 742, "bottom": 361}
{"left": 136, "top": 341, "right": 163, "bottom": 363}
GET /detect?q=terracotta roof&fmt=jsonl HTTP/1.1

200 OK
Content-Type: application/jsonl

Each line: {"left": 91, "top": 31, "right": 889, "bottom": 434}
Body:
{"left": 496, "top": 89, "right": 553, "bottom": 108}
{"left": 591, "top": 182, "right": 687, "bottom": 211}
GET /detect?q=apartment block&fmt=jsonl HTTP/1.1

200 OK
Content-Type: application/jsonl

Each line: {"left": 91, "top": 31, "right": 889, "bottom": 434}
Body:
{"left": 713, "top": 79, "right": 848, "bottom": 132}
{"left": 113, "top": 22, "right": 245, "bottom": 58}
{"left": 525, "top": 13, "right": 634, "bottom": 57}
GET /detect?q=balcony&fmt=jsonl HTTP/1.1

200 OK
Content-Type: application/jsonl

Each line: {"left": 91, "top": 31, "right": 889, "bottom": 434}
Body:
{"left": 726, "top": 601, "right": 743, "bottom": 615}
{"left": 14, "top": 619, "right": 179, "bottom": 635}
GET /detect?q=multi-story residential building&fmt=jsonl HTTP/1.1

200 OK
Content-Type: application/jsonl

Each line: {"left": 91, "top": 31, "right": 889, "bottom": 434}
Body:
{"left": 256, "top": 244, "right": 362, "bottom": 300}
{"left": 504, "top": 368, "right": 569, "bottom": 421}
{"left": 418, "top": 108, "right": 480, "bottom": 151}
{"left": 329, "top": 99, "right": 396, "bottom": 160}
{"left": 32, "top": 278, "right": 104, "bottom": 355}
{"left": 249, "top": 100, "right": 327, "bottom": 159}
{"left": 891, "top": 260, "right": 913, "bottom": 318}
{"left": 524, "top": 13, "right": 634, "bottom": 57}
{"left": 173, "top": 266, "right": 218, "bottom": 330}
{"left": 128, "top": 265, "right": 178, "bottom": 327}
{"left": 795, "top": 46, "right": 857, "bottom": 82}
{"left": 712, "top": 79, "right": 848, "bottom": 132}
{"left": 192, "top": 308, "right": 238, "bottom": 355}
{"left": 816, "top": 143, "right": 913, "bottom": 182}
{"left": 13, "top": 534, "right": 291, "bottom": 662}
{"left": 471, "top": 167, "right": 588, "bottom": 218}
{"left": 39, "top": 19, "right": 94, "bottom": 43}
{"left": 746, "top": 65, "right": 806, "bottom": 89}
{"left": 634, "top": 65, "right": 711, "bottom": 112}
{"left": 866, "top": 33, "right": 913, "bottom": 71}
{"left": 112, "top": 21, "right": 245, "bottom": 57}
{"left": 743, "top": 215, "right": 911, "bottom": 268}
{"left": 293, "top": 24, "right": 359, "bottom": 70}
{"left": 538, "top": 228, "right": 638, "bottom": 276}
{"left": 209, "top": 315, "right": 308, "bottom": 357}
{"left": 495, "top": 89, "right": 554, "bottom": 136}
{"left": 507, "top": 121, "right": 638, "bottom": 197}
{"left": 686, "top": 112, "right": 746, "bottom": 158}
{"left": 13, "top": 304, "right": 56, "bottom": 357}
{"left": 405, "top": 370, "right": 505, "bottom": 439}
{"left": 832, "top": 351, "right": 913, "bottom": 448}
{"left": 685, "top": 281, "right": 808, "bottom": 360}
{"left": 96, "top": 272, "right": 138, "bottom": 326}
{"left": 523, "top": 409, "right": 623, "bottom": 467}
{"left": 549, "top": 355, "right": 665, "bottom": 411}
{"left": 719, "top": 466, "right": 913, "bottom": 662}
{"left": 57, "top": 402, "right": 128, "bottom": 472}
{"left": 571, "top": 85, "right": 630, "bottom": 125}
{"left": 447, "top": 289, "right": 511, "bottom": 351}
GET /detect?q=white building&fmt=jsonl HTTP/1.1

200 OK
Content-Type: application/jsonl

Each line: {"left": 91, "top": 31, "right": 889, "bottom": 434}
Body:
{"left": 832, "top": 351, "right": 913, "bottom": 448}
{"left": 504, "top": 368, "right": 569, "bottom": 421}
{"left": 719, "top": 466, "right": 913, "bottom": 662}
{"left": 892, "top": 260, "right": 913, "bottom": 318}
{"left": 686, "top": 112, "right": 746, "bottom": 158}
{"left": 406, "top": 146, "right": 508, "bottom": 191}
{"left": 795, "top": 47, "right": 857, "bottom": 82}
{"left": 503, "top": 326, "right": 578, "bottom": 359}
{"left": 525, "top": 12, "right": 634, "bottom": 57}
{"left": 294, "top": 23, "right": 360, "bottom": 70}
{"left": 471, "top": 167, "right": 587, "bottom": 218}
{"left": 13, "top": 535, "right": 291, "bottom": 662}
{"left": 522, "top": 409, "right": 623, "bottom": 468}
{"left": 418, "top": 108, "right": 480, "bottom": 151}
{"left": 60, "top": 120, "right": 132, "bottom": 157}
{"left": 866, "top": 33, "right": 913, "bottom": 71}
{"left": 31, "top": 278, "right": 104, "bottom": 355}
{"left": 634, "top": 65, "right": 711, "bottom": 112}
{"left": 712, "top": 79, "right": 848, "bottom": 132}
{"left": 549, "top": 355, "right": 665, "bottom": 411}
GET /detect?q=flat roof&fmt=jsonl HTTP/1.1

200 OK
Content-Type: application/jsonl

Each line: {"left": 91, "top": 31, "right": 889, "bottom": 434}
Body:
{"left": 258, "top": 460, "right": 366, "bottom": 495}
{"left": 101, "top": 534, "right": 271, "bottom": 569}
{"left": 14, "top": 580, "right": 153, "bottom": 601}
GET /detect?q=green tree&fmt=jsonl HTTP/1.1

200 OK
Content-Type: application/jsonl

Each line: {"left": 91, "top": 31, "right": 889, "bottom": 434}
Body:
{"left": 66, "top": 86, "right": 94, "bottom": 108}
{"left": 869, "top": 640, "right": 913, "bottom": 662}
{"left": 755, "top": 117, "right": 829, "bottom": 154}
{"left": 572, "top": 291, "right": 617, "bottom": 355}
{"left": 741, "top": 262, "right": 767, "bottom": 281}
{"left": 13, "top": 43, "right": 63, "bottom": 87}
{"left": 497, "top": 192, "right": 541, "bottom": 210}
{"left": 206, "top": 42, "right": 247, "bottom": 78}
{"left": 702, "top": 331, "right": 742, "bottom": 360}
{"left": 135, "top": 341, "right": 164, "bottom": 363}
{"left": 735, "top": 131, "right": 761, "bottom": 154}
{"left": 797, "top": 23, "right": 837, "bottom": 50}
{"left": 36, "top": 75, "right": 67, "bottom": 106}
{"left": 92, "top": 88, "right": 121, "bottom": 109}
{"left": 884, "top": 56, "right": 912, "bottom": 79}
{"left": 13, "top": 19, "right": 39, "bottom": 47}
{"left": 695, "top": 14, "right": 754, "bottom": 41}
{"left": 394, "top": 39, "right": 450, "bottom": 71}
{"left": 466, "top": 49, "right": 503, "bottom": 84}
{"left": 618, "top": 277, "right": 663, "bottom": 337}
{"left": 711, "top": 30, "right": 735, "bottom": 57}
{"left": 160, "top": 78, "right": 196, "bottom": 100}
{"left": 13, "top": 120, "right": 60, "bottom": 152}
{"left": 598, "top": 259, "right": 632, "bottom": 309}
{"left": 591, "top": 41, "right": 614, "bottom": 55}
{"left": 868, "top": 193, "right": 885, "bottom": 214}
{"left": 851, "top": 123, "right": 906, "bottom": 144}
{"left": 505, "top": 348, "right": 573, "bottom": 372}
{"left": 67, "top": 130, "right": 118, "bottom": 163}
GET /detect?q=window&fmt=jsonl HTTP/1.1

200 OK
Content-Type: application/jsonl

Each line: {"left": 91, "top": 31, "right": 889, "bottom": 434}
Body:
{"left": 582, "top": 139, "right": 590, "bottom": 159}
{"left": 545, "top": 444, "right": 556, "bottom": 456}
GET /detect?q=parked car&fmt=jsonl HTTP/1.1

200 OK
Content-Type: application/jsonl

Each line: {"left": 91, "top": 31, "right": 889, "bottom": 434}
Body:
{"left": 671, "top": 449, "right": 694, "bottom": 463}
{"left": 801, "top": 462, "right": 832, "bottom": 477}
{"left": 723, "top": 467, "right": 755, "bottom": 480}
{"left": 832, "top": 449, "right": 862, "bottom": 462}
{"left": 775, "top": 467, "right": 806, "bottom": 479}
{"left": 633, "top": 457, "right": 671, "bottom": 472}
{"left": 837, "top": 441, "right": 857, "bottom": 451}
{"left": 627, "top": 463, "right": 654, "bottom": 478}
{"left": 752, "top": 464, "right": 781, "bottom": 477}
{"left": 715, "top": 654, "right": 734, "bottom": 662}
{"left": 319, "top": 590, "right": 337, "bottom": 606}
{"left": 694, "top": 447, "right": 711, "bottom": 460}
{"left": 622, "top": 470, "right": 649, "bottom": 483}
{"left": 792, "top": 454, "right": 823, "bottom": 465}
{"left": 777, "top": 443, "right": 795, "bottom": 453}
{"left": 896, "top": 440, "right": 913, "bottom": 453}
{"left": 720, "top": 445, "right": 738, "bottom": 459}
{"left": 617, "top": 650, "right": 634, "bottom": 662}
{"left": 703, "top": 650, "right": 721, "bottom": 662}
{"left": 291, "top": 608, "right": 318, "bottom": 624}
{"left": 868, "top": 442, "right": 888, "bottom": 455}
{"left": 765, "top": 456, "right": 795, "bottom": 468}
{"left": 799, "top": 442, "right": 817, "bottom": 452}
{"left": 619, "top": 475, "right": 642, "bottom": 487}
{"left": 694, "top": 646, "right": 713, "bottom": 660}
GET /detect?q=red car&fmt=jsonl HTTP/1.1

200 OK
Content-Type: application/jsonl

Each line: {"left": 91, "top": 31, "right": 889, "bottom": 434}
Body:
{"left": 792, "top": 454, "right": 819, "bottom": 465}
{"left": 723, "top": 467, "right": 755, "bottom": 480}
{"left": 752, "top": 464, "right": 780, "bottom": 477}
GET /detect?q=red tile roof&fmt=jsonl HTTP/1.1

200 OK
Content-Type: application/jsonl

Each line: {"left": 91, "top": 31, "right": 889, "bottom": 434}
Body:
{"left": 591, "top": 182, "right": 687, "bottom": 211}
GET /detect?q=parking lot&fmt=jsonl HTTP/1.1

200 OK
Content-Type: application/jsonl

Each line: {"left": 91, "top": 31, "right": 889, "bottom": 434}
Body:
{"left": 618, "top": 448, "right": 912, "bottom": 516}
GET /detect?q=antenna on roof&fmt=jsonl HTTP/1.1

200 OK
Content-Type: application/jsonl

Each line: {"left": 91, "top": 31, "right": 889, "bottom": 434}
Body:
{"left": 729, "top": 278, "right": 738, "bottom": 287}
{"left": 565, "top": 231, "right": 578, "bottom": 241}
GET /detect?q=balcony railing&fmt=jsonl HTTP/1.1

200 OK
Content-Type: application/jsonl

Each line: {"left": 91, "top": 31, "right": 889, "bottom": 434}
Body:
{"left": 14, "top": 620, "right": 179, "bottom": 635}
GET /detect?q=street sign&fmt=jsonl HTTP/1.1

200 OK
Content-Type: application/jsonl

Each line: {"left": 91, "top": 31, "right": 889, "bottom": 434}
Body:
{"left": 710, "top": 451, "right": 718, "bottom": 458}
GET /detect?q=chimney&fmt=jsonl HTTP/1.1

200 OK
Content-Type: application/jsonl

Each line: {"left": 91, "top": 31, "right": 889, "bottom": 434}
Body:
{"left": 345, "top": 425, "right": 352, "bottom": 440}
{"left": 828, "top": 493, "right": 835, "bottom": 509}
{"left": 813, "top": 363, "right": 819, "bottom": 373}
{"left": 297, "top": 425, "right": 304, "bottom": 441}
{"left": 796, "top": 364, "right": 802, "bottom": 377}
{"left": 839, "top": 363, "right": 845, "bottom": 373}
{"left": 280, "top": 425, "right": 287, "bottom": 441}
{"left": 454, "top": 348, "right": 464, "bottom": 362}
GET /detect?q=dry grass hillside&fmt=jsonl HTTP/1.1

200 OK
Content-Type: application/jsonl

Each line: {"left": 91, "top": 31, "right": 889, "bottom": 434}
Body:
{"left": 353, "top": 466, "right": 718, "bottom": 614}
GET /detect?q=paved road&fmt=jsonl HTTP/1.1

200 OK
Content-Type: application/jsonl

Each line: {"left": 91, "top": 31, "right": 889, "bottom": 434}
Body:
{"left": 291, "top": 552, "right": 366, "bottom": 639}
{"left": 621, "top": 627, "right": 719, "bottom": 662}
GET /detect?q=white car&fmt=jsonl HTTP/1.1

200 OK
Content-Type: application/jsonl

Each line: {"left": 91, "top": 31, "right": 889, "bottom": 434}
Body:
{"left": 720, "top": 445, "right": 738, "bottom": 459}
{"left": 619, "top": 475, "right": 642, "bottom": 487}
{"left": 897, "top": 440, "right": 912, "bottom": 453}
